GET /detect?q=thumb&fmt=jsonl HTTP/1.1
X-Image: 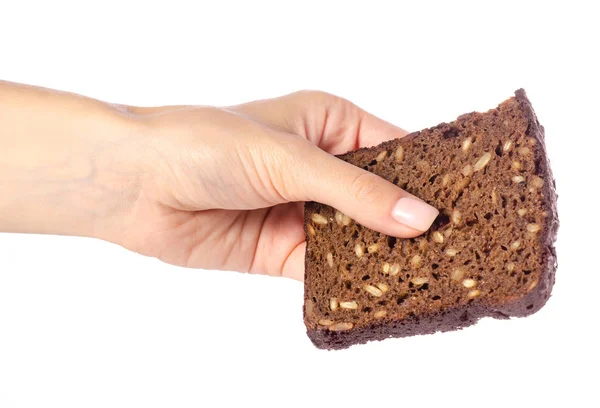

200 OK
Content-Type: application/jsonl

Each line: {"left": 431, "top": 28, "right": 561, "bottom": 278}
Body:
{"left": 292, "top": 142, "right": 439, "bottom": 238}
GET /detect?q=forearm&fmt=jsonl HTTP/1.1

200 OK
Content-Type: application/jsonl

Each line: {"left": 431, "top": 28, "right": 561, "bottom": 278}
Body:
{"left": 0, "top": 81, "right": 146, "bottom": 241}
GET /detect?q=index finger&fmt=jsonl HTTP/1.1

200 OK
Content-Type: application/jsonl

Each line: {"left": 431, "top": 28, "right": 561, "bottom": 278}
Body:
{"left": 228, "top": 90, "right": 409, "bottom": 154}
{"left": 357, "top": 109, "right": 410, "bottom": 148}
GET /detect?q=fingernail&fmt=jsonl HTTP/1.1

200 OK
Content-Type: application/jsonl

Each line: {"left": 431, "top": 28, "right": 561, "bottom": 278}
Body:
{"left": 391, "top": 197, "right": 439, "bottom": 231}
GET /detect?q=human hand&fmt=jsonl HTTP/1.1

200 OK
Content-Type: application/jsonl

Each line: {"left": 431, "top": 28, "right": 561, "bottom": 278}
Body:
{"left": 0, "top": 83, "right": 438, "bottom": 280}
{"left": 115, "top": 91, "right": 439, "bottom": 280}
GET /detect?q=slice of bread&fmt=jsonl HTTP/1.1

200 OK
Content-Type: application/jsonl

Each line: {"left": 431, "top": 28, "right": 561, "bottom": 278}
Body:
{"left": 303, "top": 89, "right": 558, "bottom": 350}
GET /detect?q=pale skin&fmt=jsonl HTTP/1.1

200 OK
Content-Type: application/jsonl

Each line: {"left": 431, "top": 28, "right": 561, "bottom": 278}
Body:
{"left": 0, "top": 81, "right": 439, "bottom": 281}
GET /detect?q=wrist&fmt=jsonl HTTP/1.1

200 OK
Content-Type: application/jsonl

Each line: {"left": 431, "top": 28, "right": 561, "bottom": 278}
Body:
{"left": 0, "top": 89, "right": 150, "bottom": 243}
{"left": 80, "top": 114, "right": 152, "bottom": 244}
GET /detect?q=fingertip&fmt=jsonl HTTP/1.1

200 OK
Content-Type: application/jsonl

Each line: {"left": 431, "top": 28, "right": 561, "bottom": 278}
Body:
{"left": 281, "top": 241, "right": 306, "bottom": 282}
{"left": 390, "top": 197, "right": 439, "bottom": 232}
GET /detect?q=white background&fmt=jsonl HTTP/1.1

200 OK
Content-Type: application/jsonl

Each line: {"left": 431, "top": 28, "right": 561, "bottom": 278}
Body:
{"left": 1, "top": 1, "right": 598, "bottom": 407}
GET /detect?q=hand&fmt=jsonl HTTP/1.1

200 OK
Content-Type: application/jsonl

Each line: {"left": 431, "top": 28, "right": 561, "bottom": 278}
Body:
{"left": 116, "top": 91, "right": 439, "bottom": 280}
{"left": 0, "top": 83, "right": 439, "bottom": 281}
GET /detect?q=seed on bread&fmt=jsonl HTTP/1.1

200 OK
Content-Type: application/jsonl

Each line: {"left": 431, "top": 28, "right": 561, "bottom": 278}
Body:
{"left": 467, "top": 289, "right": 481, "bottom": 299}
{"left": 311, "top": 213, "right": 328, "bottom": 225}
{"left": 376, "top": 283, "right": 389, "bottom": 293}
{"left": 451, "top": 268, "right": 465, "bottom": 281}
{"left": 328, "top": 322, "right": 354, "bottom": 331}
{"left": 335, "top": 211, "right": 344, "bottom": 225}
{"left": 367, "top": 243, "right": 380, "bottom": 253}
{"left": 411, "top": 254, "right": 423, "bottom": 268}
{"left": 410, "top": 277, "right": 429, "bottom": 286}
{"left": 318, "top": 319, "right": 334, "bottom": 326}
{"left": 376, "top": 150, "right": 388, "bottom": 162}
{"left": 395, "top": 146, "right": 404, "bottom": 162}
{"left": 452, "top": 210, "right": 462, "bottom": 225}
{"left": 461, "top": 165, "right": 473, "bottom": 177}
{"left": 462, "top": 137, "right": 472, "bottom": 152}
{"left": 530, "top": 176, "right": 544, "bottom": 189}
{"left": 445, "top": 248, "right": 458, "bottom": 257}
{"left": 364, "top": 285, "right": 383, "bottom": 297}
{"left": 355, "top": 242, "right": 365, "bottom": 258}
{"left": 462, "top": 279, "right": 477, "bottom": 288}
{"left": 442, "top": 174, "right": 450, "bottom": 186}
{"left": 305, "top": 299, "right": 315, "bottom": 317}
{"left": 474, "top": 152, "right": 492, "bottom": 172}
{"left": 518, "top": 147, "right": 531, "bottom": 156}
{"left": 334, "top": 211, "right": 352, "bottom": 226}
{"left": 527, "top": 278, "right": 539, "bottom": 292}
{"left": 339, "top": 301, "right": 358, "bottom": 310}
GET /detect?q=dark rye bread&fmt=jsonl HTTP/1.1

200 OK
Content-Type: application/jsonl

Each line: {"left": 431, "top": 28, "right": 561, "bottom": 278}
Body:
{"left": 303, "top": 89, "right": 558, "bottom": 350}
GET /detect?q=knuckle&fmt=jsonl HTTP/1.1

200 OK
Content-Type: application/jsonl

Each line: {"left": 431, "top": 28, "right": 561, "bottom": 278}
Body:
{"left": 348, "top": 172, "right": 385, "bottom": 204}
{"left": 294, "top": 89, "right": 341, "bottom": 104}
{"left": 260, "top": 137, "right": 308, "bottom": 201}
